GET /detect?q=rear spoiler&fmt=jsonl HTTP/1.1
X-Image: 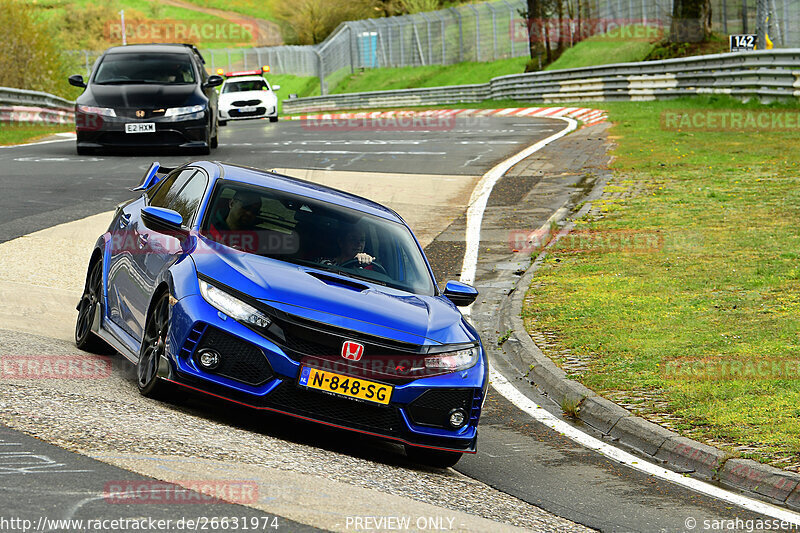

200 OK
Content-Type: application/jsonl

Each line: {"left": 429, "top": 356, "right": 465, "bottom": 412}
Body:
{"left": 130, "top": 162, "right": 175, "bottom": 192}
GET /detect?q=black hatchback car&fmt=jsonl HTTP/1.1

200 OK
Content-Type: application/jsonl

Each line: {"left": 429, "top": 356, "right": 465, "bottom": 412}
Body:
{"left": 69, "top": 44, "right": 222, "bottom": 155}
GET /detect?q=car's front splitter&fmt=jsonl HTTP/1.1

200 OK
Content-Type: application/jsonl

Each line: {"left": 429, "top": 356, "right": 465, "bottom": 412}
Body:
{"left": 164, "top": 375, "right": 478, "bottom": 454}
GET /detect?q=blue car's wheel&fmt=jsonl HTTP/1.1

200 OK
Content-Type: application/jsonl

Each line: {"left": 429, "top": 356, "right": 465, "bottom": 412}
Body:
{"left": 137, "top": 292, "right": 172, "bottom": 398}
{"left": 405, "top": 446, "right": 463, "bottom": 468}
{"left": 75, "top": 260, "right": 108, "bottom": 353}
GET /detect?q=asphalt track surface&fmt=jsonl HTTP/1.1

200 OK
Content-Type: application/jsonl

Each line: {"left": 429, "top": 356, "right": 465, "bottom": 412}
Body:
{"left": 0, "top": 117, "right": 780, "bottom": 531}
{"left": 0, "top": 116, "right": 561, "bottom": 242}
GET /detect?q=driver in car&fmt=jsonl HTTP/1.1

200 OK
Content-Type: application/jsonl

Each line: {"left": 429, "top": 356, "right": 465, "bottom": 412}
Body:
{"left": 206, "top": 191, "right": 263, "bottom": 252}
{"left": 321, "top": 224, "right": 375, "bottom": 268}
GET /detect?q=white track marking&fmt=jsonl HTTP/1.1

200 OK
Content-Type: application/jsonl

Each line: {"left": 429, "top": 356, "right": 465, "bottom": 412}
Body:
{"left": 460, "top": 118, "right": 577, "bottom": 287}
{"left": 0, "top": 132, "right": 75, "bottom": 149}
{"left": 459, "top": 117, "right": 800, "bottom": 523}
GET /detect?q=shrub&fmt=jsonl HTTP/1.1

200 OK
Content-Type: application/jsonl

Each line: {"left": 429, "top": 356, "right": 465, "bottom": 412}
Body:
{"left": 0, "top": 0, "right": 73, "bottom": 97}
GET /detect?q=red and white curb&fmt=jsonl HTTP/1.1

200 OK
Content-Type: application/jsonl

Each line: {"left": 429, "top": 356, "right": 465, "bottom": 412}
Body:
{"left": 286, "top": 107, "right": 607, "bottom": 127}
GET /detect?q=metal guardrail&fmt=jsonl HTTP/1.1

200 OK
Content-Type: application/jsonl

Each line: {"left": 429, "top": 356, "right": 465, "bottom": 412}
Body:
{"left": 282, "top": 50, "right": 800, "bottom": 114}
{"left": 0, "top": 87, "right": 75, "bottom": 124}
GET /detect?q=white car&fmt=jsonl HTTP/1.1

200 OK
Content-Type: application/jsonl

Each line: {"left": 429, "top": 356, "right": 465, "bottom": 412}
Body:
{"left": 218, "top": 73, "right": 280, "bottom": 125}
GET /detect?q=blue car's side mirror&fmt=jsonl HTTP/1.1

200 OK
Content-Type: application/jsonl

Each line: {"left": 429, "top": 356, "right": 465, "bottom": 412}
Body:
{"left": 141, "top": 206, "right": 187, "bottom": 236}
{"left": 443, "top": 281, "right": 478, "bottom": 307}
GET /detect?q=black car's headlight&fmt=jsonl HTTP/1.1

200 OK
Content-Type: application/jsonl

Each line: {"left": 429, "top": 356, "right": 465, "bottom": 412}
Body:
{"left": 77, "top": 105, "right": 116, "bottom": 117}
{"left": 199, "top": 279, "right": 271, "bottom": 328}
{"left": 424, "top": 345, "right": 480, "bottom": 372}
{"left": 165, "top": 105, "right": 205, "bottom": 117}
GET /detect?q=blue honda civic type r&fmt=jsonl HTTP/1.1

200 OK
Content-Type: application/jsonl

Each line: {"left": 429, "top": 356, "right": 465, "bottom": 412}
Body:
{"left": 75, "top": 161, "right": 486, "bottom": 467}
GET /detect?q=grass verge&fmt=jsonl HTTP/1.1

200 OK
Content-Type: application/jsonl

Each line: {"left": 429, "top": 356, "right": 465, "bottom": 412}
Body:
{"left": 544, "top": 25, "right": 658, "bottom": 71}
{"left": 0, "top": 123, "right": 72, "bottom": 145}
{"left": 331, "top": 57, "right": 530, "bottom": 94}
{"left": 519, "top": 96, "right": 800, "bottom": 469}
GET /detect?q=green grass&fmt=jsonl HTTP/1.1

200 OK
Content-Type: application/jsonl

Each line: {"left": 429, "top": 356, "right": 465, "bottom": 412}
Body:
{"left": 268, "top": 74, "right": 320, "bottom": 112}
{"left": 180, "top": 0, "right": 278, "bottom": 24}
{"left": 32, "top": 0, "right": 255, "bottom": 49}
{"left": 519, "top": 96, "right": 800, "bottom": 467}
{"left": 0, "top": 123, "right": 72, "bottom": 145}
{"left": 331, "top": 57, "right": 529, "bottom": 94}
{"left": 545, "top": 25, "right": 658, "bottom": 71}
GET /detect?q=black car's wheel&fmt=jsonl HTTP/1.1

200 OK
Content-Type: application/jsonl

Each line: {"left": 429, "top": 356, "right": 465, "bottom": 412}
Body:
{"left": 405, "top": 446, "right": 463, "bottom": 468}
{"left": 219, "top": 119, "right": 227, "bottom": 127}
{"left": 137, "top": 292, "right": 172, "bottom": 399}
{"left": 76, "top": 145, "right": 91, "bottom": 156}
{"left": 75, "top": 260, "right": 108, "bottom": 353}
{"left": 198, "top": 124, "right": 212, "bottom": 155}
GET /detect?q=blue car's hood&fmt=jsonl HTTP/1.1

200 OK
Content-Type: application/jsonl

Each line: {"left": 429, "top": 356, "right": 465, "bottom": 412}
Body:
{"left": 191, "top": 241, "right": 473, "bottom": 345}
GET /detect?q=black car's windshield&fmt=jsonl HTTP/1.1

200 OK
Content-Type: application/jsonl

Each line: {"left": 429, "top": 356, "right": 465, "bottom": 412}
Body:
{"left": 94, "top": 53, "right": 196, "bottom": 85}
{"left": 222, "top": 80, "right": 268, "bottom": 93}
{"left": 201, "top": 181, "right": 435, "bottom": 296}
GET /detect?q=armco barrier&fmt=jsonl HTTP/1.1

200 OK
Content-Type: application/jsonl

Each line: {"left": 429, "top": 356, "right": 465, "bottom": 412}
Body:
{"left": 282, "top": 49, "right": 800, "bottom": 114}
{"left": 0, "top": 87, "right": 74, "bottom": 124}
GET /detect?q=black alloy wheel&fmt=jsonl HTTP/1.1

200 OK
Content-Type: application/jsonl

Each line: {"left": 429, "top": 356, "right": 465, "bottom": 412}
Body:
{"left": 75, "top": 260, "right": 108, "bottom": 353}
{"left": 137, "top": 292, "right": 172, "bottom": 398}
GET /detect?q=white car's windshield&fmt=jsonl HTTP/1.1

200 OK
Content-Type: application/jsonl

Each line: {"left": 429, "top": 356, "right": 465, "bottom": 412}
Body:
{"left": 201, "top": 181, "right": 435, "bottom": 296}
{"left": 222, "top": 80, "right": 269, "bottom": 93}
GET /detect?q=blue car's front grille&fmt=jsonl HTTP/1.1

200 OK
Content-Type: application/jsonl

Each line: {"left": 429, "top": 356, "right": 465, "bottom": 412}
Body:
{"left": 265, "top": 382, "right": 404, "bottom": 435}
{"left": 406, "top": 388, "right": 474, "bottom": 429}
{"left": 257, "top": 311, "right": 421, "bottom": 361}
{"left": 194, "top": 326, "right": 274, "bottom": 386}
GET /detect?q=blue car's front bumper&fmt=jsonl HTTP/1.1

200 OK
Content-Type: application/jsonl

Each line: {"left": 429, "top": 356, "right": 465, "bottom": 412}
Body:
{"left": 164, "top": 294, "right": 486, "bottom": 453}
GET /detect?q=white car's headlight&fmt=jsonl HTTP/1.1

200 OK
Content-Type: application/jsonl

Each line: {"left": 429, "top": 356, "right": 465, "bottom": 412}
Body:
{"left": 77, "top": 105, "right": 116, "bottom": 117}
{"left": 199, "top": 279, "right": 271, "bottom": 328}
{"left": 165, "top": 105, "right": 205, "bottom": 117}
{"left": 424, "top": 346, "right": 480, "bottom": 372}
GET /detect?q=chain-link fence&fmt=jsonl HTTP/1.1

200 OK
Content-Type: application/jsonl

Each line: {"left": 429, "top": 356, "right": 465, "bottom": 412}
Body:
{"left": 67, "top": 0, "right": 800, "bottom": 95}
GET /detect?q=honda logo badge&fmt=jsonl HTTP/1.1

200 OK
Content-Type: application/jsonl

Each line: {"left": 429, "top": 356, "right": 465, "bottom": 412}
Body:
{"left": 341, "top": 341, "right": 364, "bottom": 361}
{"left": 136, "top": 110, "right": 145, "bottom": 118}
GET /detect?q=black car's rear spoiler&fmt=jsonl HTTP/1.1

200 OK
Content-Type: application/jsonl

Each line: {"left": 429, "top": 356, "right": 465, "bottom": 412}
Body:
{"left": 129, "top": 162, "right": 175, "bottom": 192}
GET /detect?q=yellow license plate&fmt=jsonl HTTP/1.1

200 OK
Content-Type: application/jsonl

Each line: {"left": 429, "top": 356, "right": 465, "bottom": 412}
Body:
{"left": 298, "top": 367, "right": 392, "bottom": 405}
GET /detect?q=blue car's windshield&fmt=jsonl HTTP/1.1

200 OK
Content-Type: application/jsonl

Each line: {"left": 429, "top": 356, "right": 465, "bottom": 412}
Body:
{"left": 200, "top": 181, "right": 436, "bottom": 296}
{"left": 94, "top": 53, "right": 196, "bottom": 85}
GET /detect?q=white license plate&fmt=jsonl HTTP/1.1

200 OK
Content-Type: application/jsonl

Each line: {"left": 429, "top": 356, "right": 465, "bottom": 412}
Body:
{"left": 238, "top": 106, "right": 257, "bottom": 113}
{"left": 125, "top": 123, "right": 156, "bottom": 134}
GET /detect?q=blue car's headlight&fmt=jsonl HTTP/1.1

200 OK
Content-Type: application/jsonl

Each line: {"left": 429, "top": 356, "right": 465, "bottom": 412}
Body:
{"left": 424, "top": 346, "right": 480, "bottom": 372}
{"left": 199, "top": 279, "right": 271, "bottom": 328}
{"left": 165, "top": 105, "right": 205, "bottom": 117}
